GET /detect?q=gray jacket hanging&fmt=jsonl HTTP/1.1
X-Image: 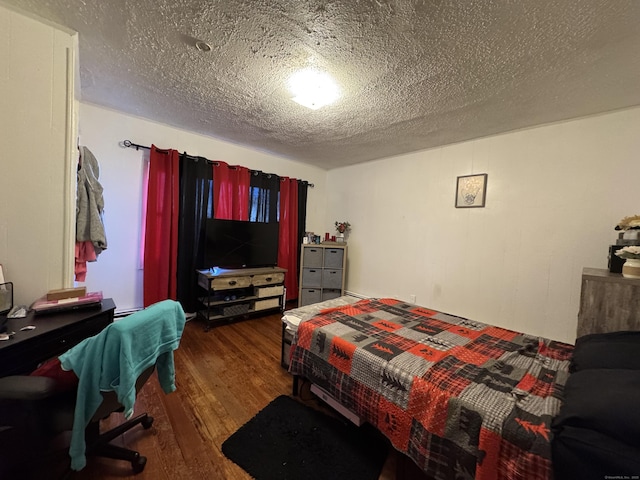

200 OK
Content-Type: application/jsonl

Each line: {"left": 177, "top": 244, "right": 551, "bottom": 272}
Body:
{"left": 76, "top": 146, "right": 107, "bottom": 255}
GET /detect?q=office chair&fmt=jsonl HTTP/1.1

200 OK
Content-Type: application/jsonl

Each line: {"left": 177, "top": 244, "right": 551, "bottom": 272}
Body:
{"left": 0, "top": 299, "right": 185, "bottom": 476}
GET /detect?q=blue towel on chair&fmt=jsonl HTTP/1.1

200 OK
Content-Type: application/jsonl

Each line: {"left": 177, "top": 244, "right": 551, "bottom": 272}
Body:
{"left": 59, "top": 299, "right": 186, "bottom": 470}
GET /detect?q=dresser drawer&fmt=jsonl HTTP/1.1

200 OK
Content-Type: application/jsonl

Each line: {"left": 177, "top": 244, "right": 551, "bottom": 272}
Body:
{"left": 252, "top": 272, "right": 285, "bottom": 286}
{"left": 301, "top": 268, "right": 322, "bottom": 287}
{"left": 321, "top": 289, "right": 342, "bottom": 301}
{"left": 254, "top": 297, "right": 281, "bottom": 311}
{"left": 322, "top": 269, "right": 343, "bottom": 289}
{"left": 300, "top": 288, "right": 322, "bottom": 305}
{"left": 323, "top": 248, "right": 344, "bottom": 268}
{"left": 256, "top": 285, "right": 285, "bottom": 298}
{"left": 210, "top": 275, "right": 252, "bottom": 291}
{"left": 302, "top": 247, "right": 323, "bottom": 268}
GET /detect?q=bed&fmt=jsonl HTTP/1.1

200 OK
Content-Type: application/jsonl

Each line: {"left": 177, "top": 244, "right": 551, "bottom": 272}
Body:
{"left": 286, "top": 297, "right": 574, "bottom": 480}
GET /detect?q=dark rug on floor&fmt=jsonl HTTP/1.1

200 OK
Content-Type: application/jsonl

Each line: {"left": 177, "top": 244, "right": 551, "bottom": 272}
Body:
{"left": 221, "top": 395, "right": 389, "bottom": 480}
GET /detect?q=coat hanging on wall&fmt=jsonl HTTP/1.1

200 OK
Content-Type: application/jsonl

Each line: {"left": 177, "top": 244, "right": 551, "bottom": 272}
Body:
{"left": 75, "top": 146, "right": 107, "bottom": 281}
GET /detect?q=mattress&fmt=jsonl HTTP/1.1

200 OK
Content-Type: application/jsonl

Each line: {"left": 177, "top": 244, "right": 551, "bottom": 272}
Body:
{"left": 289, "top": 297, "right": 574, "bottom": 479}
{"left": 281, "top": 295, "right": 360, "bottom": 334}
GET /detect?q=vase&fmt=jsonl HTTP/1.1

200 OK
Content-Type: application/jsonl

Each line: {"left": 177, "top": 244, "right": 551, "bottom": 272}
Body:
{"left": 622, "top": 258, "right": 640, "bottom": 278}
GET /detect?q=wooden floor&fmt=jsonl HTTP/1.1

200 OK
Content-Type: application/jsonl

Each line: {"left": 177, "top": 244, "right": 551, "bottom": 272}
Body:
{"left": 40, "top": 309, "right": 398, "bottom": 479}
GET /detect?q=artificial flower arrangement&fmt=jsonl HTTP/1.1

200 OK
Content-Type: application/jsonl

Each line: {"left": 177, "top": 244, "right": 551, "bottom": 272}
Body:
{"left": 335, "top": 221, "right": 351, "bottom": 234}
{"left": 615, "top": 245, "right": 640, "bottom": 259}
{"left": 615, "top": 215, "right": 640, "bottom": 231}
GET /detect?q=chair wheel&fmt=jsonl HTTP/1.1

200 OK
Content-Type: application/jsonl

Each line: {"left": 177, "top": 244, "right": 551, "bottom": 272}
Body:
{"left": 132, "top": 455, "right": 147, "bottom": 474}
{"left": 141, "top": 415, "right": 154, "bottom": 429}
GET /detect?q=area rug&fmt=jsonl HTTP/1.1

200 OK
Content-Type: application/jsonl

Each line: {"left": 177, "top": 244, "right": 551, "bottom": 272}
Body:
{"left": 221, "top": 395, "right": 389, "bottom": 480}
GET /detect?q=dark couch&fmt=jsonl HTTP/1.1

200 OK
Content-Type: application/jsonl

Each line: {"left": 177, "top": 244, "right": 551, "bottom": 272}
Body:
{"left": 551, "top": 331, "right": 640, "bottom": 479}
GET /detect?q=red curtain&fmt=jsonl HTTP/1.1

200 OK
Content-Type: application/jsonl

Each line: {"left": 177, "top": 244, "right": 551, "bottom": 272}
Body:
{"left": 213, "top": 161, "right": 250, "bottom": 220}
{"left": 278, "top": 177, "right": 299, "bottom": 299}
{"left": 143, "top": 146, "right": 180, "bottom": 306}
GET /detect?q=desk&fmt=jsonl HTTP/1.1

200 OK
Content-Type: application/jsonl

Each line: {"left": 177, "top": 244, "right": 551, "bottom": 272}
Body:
{"left": 0, "top": 298, "right": 115, "bottom": 377}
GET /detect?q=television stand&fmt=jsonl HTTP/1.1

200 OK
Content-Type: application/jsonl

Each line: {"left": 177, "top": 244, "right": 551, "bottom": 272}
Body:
{"left": 196, "top": 266, "right": 287, "bottom": 330}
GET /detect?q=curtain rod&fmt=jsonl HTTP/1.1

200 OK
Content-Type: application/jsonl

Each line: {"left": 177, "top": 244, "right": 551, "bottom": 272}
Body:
{"left": 122, "top": 139, "right": 150, "bottom": 150}
{"left": 121, "top": 139, "right": 314, "bottom": 187}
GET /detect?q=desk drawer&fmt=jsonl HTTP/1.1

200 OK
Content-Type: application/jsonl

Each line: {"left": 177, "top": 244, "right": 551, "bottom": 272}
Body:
{"left": 0, "top": 310, "right": 112, "bottom": 377}
{"left": 53, "top": 316, "right": 112, "bottom": 351}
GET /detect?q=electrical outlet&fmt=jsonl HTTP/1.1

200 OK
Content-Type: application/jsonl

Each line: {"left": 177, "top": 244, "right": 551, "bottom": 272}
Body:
{"left": 409, "top": 294, "right": 416, "bottom": 304}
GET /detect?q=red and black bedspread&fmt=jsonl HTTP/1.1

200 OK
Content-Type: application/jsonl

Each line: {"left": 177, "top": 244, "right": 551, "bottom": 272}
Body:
{"left": 289, "top": 298, "right": 573, "bottom": 480}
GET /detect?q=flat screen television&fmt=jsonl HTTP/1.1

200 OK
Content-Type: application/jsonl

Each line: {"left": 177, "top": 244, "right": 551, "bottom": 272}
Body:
{"left": 205, "top": 218, "right": 280, "bottom": 269}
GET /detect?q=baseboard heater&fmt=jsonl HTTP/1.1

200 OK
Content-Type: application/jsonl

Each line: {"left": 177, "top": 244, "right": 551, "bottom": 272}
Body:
{"left": 310, "top": 383, "right": 363, "bottom": 426}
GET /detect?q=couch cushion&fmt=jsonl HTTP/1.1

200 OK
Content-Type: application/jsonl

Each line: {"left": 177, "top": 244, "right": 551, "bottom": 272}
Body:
{"left": 571, "top": 330, "right": 640, "bottom": 372}
{"left": 552, "top": 368, "right": 640, "bottom": 448}
{"left": 552, "top": 425, "right": 640, "bottom": 480}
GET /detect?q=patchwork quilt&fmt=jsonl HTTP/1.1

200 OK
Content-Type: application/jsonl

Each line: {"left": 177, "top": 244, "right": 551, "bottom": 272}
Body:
{"left": 288, "top": 298, "right": 573, "bottom": 480}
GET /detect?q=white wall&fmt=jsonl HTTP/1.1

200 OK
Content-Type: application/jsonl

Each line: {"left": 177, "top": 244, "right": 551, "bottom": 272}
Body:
{"left": 326, "top": 107, "right": 640, "bottom": 344}
{"left": 77, "top": 103, "right": 327, "bottom": 312}
{"left": 0, "top": 4, "right": 76, "bottom": 306}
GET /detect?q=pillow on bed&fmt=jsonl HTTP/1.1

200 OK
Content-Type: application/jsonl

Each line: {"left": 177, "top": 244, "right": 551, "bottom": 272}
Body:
{"left": 571, "top": 330, "right": 640, "bottom": 372}
{"left": 552, "top": 368, "right": 640, "bottom": 448}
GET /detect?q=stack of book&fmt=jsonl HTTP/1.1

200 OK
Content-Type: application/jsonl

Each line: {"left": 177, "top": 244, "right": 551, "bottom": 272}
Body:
{"left": 31, "top": 288, "right": 103, "bottom": 315}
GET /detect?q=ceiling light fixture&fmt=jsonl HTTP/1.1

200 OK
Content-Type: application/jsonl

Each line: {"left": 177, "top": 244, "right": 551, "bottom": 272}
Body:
{"left": 195, "top": 40, "right": 212, "bottom": 52}
{"left": 288, "top": 68, "right": 340, "bottom": 110}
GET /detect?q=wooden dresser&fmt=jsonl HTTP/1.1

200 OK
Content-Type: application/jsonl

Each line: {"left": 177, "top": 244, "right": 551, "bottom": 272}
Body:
{"left": 577, "top": 267, "right": 640, "bottom": 337}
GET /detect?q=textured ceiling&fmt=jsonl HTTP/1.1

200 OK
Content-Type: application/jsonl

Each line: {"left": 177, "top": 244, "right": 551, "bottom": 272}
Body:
{"left": 3, "top": 0, "right": 640, "bottom": 169}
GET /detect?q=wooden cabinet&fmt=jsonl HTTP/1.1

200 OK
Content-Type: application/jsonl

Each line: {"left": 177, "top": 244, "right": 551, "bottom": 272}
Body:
{"left": 298, "top": 244, "right": 347, "bottom": 307}
{"left": 577, "top": 267, "right": 640, "bottom": 337}
{"left": 197, "top": 266, "right": 287, "bottom": 329}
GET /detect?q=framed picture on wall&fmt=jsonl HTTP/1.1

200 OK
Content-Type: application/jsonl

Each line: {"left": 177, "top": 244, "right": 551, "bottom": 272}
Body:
{"left": 455, "top": 173, "right": 487, "bottom": 208}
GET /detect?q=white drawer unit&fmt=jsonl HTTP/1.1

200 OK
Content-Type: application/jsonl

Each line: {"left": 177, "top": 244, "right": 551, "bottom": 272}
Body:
{"left": 298, "top": 243, "right": 347, "bottom": 307}
{"left": 197, "top": 266, "right": 287, "bottom": 330}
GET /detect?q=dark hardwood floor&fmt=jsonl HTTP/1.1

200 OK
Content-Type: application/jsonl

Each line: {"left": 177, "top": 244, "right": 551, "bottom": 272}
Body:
{"left": 35, "top": 309, "right": 397, "bottom": 479}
